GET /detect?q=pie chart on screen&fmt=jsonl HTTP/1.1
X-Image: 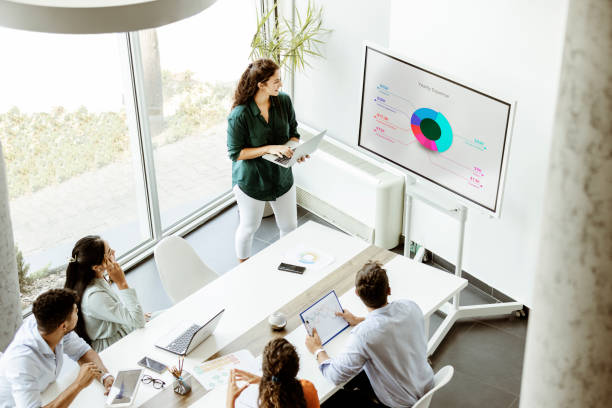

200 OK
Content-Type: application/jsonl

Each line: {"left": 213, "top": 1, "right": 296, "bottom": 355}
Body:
{"left": 411, "top": 108, "right": 453, "bottom": 152}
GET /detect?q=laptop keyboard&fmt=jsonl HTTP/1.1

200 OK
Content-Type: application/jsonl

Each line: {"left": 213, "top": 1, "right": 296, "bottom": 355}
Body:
{"left": 166, "top": 324, "right": 200, "bottom": 354}
{"left": 275, "top": 156, "right": 292, "bottom": 164}
{"left": 274, "top": 148, "right": 296, "bottom": 165}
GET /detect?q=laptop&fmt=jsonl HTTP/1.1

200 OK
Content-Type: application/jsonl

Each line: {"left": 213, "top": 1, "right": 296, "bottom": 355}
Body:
{"left": 262, "top": 130, "right": 327, "bottom": 168}
{"left": 154, "top": 309, "right": 225, "bottom": 356}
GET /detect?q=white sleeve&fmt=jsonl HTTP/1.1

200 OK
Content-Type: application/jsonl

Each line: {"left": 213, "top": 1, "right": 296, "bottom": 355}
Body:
{"left": 6, "top": 355, "right": 43, "bottom": 408}
{"left": 84, "top": 288, "right": 145, "bottom": 329}
{"left": 319, "top": 333, "right": 367, "bottom": 385}
{"left": 63, "top": 331, "right": 91, "bottom": 361}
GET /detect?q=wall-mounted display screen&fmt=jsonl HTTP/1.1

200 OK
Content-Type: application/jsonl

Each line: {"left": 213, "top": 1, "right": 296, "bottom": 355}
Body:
{"left": 358, "top": 45, "right": 513, "bottom": 215}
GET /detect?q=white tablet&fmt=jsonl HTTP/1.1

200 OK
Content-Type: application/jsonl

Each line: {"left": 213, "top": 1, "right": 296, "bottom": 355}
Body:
{"left": 300, "top": 290, "right": 350, "bottom": 346}
{"left": 105, "top": 368, "right": 144, "bottom": 407}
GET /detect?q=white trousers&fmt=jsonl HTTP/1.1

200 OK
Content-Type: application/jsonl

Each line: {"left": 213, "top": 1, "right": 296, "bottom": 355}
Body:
{"left": 233, "top": 184, "right": 298, "bottom": 259}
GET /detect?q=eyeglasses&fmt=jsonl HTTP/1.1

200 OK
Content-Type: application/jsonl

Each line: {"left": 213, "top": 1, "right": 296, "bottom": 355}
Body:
{"left": 141, "top": 375, "right": 165, "bottom": 389}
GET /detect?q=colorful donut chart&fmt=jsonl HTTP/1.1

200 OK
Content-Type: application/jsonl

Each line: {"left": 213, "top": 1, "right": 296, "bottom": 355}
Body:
{"left": 298, "top": 252, "right": 318, "bottom": 264}
{"left": 410, "top": 108, "right": 453, "bottom": 152}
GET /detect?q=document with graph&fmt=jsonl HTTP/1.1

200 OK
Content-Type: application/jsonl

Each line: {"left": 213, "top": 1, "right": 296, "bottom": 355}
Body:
{"left": 191, "top": 349, "right": 258, "bottom": 391}
{"left": 300, "top": 290, "right": 349, "bottom": 345}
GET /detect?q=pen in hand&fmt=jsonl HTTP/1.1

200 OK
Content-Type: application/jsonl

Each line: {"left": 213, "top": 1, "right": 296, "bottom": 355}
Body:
{"left": 305, "top": 320, "right": 313, "bottom": 336}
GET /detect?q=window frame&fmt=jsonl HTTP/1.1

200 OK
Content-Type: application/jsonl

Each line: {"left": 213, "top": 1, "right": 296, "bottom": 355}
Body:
{"left": 15, "top": 0, "right": 300, "bottom": 316}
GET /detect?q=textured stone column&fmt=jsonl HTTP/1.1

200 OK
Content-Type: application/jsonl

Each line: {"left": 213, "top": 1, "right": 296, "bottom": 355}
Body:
{"left": 0, "top": 140, "right": 21, "bottom": 351}
{"left": 520, "top": 0, "right": 612, "bottom": 407}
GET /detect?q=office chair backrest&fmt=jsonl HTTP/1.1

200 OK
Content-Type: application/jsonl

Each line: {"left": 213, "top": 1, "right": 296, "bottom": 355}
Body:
{"left": 412, "top": 365, "right": 454, "bottom": 408}
{"left": 154, "top": 236, "right": 218, "bottom": 304}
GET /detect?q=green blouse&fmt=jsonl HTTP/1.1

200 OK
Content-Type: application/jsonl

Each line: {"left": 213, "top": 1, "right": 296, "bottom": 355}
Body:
{"left": 227, "top": 92, "right": 300, "bottom": 201}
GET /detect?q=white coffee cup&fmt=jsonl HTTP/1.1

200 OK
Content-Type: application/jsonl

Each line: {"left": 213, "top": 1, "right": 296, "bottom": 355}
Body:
{"left": 268, "top": 311, "right": 287, "bottom": 330}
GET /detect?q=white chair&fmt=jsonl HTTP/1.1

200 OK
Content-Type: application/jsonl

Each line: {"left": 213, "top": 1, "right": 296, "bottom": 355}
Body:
{"left": 412, "top": 365, "right": 454, "bottom": 408}
{"left": 153, "top": 236, "right": 218, "bottom": 304}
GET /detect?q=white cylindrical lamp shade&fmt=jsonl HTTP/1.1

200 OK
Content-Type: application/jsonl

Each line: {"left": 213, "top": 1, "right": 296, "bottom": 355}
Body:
{"left": 0, "top": 0, "right": 219, "bottom": 34}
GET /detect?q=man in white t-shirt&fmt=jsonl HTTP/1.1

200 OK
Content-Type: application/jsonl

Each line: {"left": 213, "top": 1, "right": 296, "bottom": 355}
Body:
{"left": 0, "top": 289, "right": 114, "bottom": 408}
{"left": 306, "top": 261, "right": 434, "bottom": 408}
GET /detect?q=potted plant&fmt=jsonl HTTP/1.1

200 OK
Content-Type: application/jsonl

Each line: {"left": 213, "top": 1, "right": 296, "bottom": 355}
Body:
{"left": 250, "top": 0, "right": 331, "bottom": 72}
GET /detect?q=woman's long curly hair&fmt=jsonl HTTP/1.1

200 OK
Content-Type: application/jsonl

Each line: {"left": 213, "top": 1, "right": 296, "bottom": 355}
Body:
{"left": 232, "top": 59, "right": 280, "bottom": 109}
{"left": 258, "top": 338, "right": 307, "bottom": 408}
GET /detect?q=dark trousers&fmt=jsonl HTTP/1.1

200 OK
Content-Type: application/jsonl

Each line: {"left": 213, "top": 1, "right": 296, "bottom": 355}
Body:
{"left": 324, "top": 371, "right": 392, "bottom": 408}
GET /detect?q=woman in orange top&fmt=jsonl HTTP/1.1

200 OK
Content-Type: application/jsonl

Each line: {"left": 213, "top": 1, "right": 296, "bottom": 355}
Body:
{"left": 227, "top": 338, "right": 320, "bottom": 408}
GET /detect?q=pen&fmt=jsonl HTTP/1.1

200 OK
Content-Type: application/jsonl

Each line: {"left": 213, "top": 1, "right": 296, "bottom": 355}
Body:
{"left": 305, "top": 320, "right": 313, "bottom": 336}
{"left": 170, "top": 356, "right": 184, "bottom": 379}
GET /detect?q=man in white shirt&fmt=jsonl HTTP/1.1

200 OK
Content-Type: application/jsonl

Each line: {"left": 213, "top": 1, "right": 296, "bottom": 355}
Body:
{"left": 0, "top": 288, "right": 115, "bottom": 408}
{"left": 305, "top": 261, "right": 434, "bottom": 408}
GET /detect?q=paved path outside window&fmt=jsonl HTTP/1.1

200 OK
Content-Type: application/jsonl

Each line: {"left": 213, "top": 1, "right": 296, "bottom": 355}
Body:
{"left": 10, "top": 123, "right": 231, "bottom": 272}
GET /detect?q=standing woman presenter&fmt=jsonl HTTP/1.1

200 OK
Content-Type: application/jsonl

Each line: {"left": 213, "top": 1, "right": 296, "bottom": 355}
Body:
{"left": 227, "top": 59, "right": 306, "bottom": 262}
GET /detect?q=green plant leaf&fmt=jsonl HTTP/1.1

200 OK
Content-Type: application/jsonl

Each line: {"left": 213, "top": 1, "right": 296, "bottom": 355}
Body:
{"left": 250, "top": 0, "right": 331, "bottom": 72}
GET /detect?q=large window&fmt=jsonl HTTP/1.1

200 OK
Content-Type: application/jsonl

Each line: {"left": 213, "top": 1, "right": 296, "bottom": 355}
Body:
{"left": 0, "top": 0, "right": 256, "bottom": 309}
{"left": 0, "top": 29, "right": 151, "bottom": 308}
{"left": 140, "top": 0, "right": 253, "bottom": 229}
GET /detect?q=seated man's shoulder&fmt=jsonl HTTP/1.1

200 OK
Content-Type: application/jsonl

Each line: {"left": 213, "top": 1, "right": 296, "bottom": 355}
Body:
{"left": 4, "top": 318, "right": 40, "bottom": 354}
{"left": 59, "top": 329, "right": 91, "bottom": 359}
{"left": 362, "top": 300, "right": 421, "bottom": 334}
{"left": 352, "top": 317, "right": 386, "bottom": 344}
{"left": 395, "top": 298, "right": 422, "bottom": 314}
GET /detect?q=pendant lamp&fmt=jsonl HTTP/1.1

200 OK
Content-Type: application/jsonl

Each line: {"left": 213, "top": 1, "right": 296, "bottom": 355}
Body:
{"left": 0, "top": 0, "right": 218, "bottom": 34}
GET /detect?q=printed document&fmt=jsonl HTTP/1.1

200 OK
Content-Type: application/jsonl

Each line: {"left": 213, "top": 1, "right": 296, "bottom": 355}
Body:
{"left": 300, "top": 290, "right": 349, "bottom": 345}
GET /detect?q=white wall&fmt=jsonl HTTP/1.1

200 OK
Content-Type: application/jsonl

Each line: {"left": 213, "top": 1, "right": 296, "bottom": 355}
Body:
{"left": 294, "top": 0, "right": 569, "bottom": 306}
{"left": 293, "top": 0, "right": 391, "bottom": 142}
{"left": 389, "top": 0, "right": 568, "bottom": 307}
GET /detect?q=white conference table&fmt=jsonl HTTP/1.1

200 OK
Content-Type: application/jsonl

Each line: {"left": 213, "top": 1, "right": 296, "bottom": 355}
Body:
{"left": 202, "top": 253, "right": 468, "bottom": 405}
{"left": 42, "top": 221, "right": 368, "bottom": 406}
{"left": 42, "top": 221, "right": 466, "bottom": 407}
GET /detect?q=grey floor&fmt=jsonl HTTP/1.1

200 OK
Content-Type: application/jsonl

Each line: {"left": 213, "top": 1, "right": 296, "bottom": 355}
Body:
{"left": 126, "top": 204, "right": 527, "bottom": 408}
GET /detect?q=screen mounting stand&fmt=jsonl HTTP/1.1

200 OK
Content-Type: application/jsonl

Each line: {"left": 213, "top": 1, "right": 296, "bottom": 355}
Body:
{"left": 402, "top": 175, "right": 523, "bottom": 356}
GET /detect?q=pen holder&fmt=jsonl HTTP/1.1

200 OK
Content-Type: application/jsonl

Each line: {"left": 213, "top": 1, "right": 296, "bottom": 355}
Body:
{"left": 173, "top": 377, "right": 191, "bottom": 396}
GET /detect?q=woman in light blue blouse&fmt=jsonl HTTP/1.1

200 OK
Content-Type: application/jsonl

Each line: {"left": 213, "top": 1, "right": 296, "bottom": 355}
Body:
{"left": 64, "top": 236, "right": 146, "bottom": 352}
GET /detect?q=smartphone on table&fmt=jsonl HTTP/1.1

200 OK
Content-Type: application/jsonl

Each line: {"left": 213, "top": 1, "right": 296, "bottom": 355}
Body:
{"left": 278, "top": 262, "right": 306, "bottom": 274}
{"left": 137, "top": 356, "right": 167, "bottom": 374}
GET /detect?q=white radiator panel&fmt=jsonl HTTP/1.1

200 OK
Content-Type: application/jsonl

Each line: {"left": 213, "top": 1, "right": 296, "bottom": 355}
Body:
{"left": 294, "top": 133, "right": 404, "bottom": 249}
{"left": 296, "top": 187, "right": 375, "bottom": 244}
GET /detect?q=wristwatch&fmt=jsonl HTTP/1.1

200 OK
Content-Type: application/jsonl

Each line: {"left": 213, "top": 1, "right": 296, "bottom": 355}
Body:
{"left": 101, "top": 372, "right": 113, "bottom": 383}
{"left": 314, "top": 348, "right": 326, "bottom": 359}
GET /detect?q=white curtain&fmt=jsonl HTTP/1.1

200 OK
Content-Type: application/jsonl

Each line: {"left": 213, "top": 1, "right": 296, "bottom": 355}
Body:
{"left": 0, "top": 140, "right": 21, "bottom": 351}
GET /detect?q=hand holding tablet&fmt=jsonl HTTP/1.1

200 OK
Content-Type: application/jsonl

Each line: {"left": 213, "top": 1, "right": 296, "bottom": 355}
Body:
{"left": 300, "top": 290, "right": 349, "bottom": 346}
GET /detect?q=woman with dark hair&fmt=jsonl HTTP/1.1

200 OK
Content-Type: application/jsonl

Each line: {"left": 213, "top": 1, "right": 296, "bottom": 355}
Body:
{"left": 64, "top": 235, "right": 146, "bottom": 352}
{"left": 227, "top": 59, "right": 307, "bottom": 262}
{"left": 226, "top": 338, "right": 319, "bottom": 408}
